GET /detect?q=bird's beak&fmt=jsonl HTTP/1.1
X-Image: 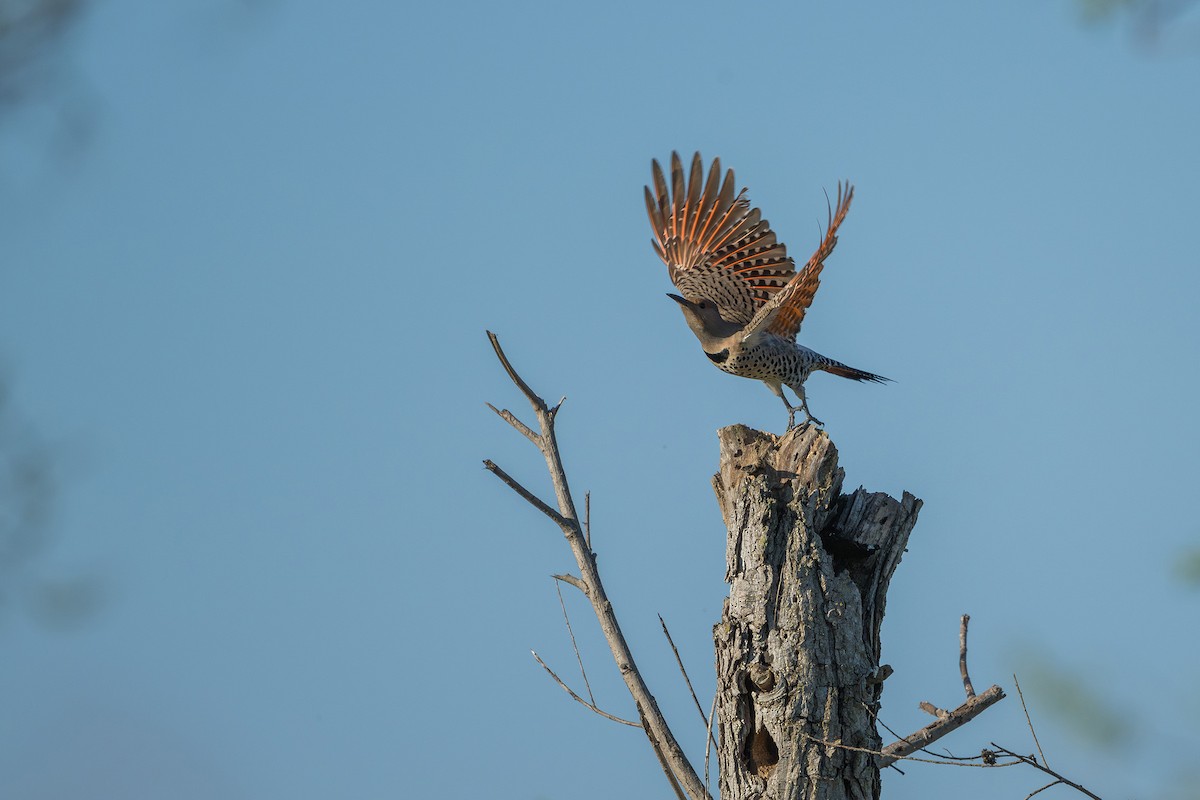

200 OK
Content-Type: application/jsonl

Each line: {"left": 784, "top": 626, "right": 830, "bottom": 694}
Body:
{"left": 666, "top": 293, "right": 690, "bottom": 307}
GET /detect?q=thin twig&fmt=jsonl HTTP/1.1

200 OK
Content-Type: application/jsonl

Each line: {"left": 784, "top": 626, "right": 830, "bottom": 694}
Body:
{"left": 658, "top": 615, "right": 717, "bottom": 751}
{"left": 960, "top": 614, "right": 976, "bottom": 699}
{"left": 989, "top": 744, "right": 1104, "bottom": 800}
{"left": 482, "top": 459, "right": 569, "bottom": 530}
{"left": 1014, "top": 674, "right": 1047, "bottom": 767}
{"left": 556, "top": 581, "right": 594, "bottom": 705}
{"left": 530, "top": 650, "right": 638, "bottom": 727}
{"left": 859, "top": 703, "right": 907, "bottom": 773}
{"left": 1027, "top": 780, "right": 1065, "bottom": 799}
{"left": 584, "top": 491, "right": 591, "bottom": 550}
{"left": 485, "top": 402, "right": 540, "bottom": 446}
{"left": 807, "top": 733, "right": 1024, "bottom": 768}
{"left": 704, "top": 692, "right": 718, "bottom": 797}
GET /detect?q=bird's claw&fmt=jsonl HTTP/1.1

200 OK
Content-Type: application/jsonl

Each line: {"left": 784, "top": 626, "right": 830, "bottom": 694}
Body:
{"left": 785, "top": 414, "right": 823, "bottom": 431}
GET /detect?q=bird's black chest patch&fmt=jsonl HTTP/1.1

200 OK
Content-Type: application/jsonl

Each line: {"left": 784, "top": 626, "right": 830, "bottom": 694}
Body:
{"left": 705, "top": 348, "right": 730, "bottom": 364}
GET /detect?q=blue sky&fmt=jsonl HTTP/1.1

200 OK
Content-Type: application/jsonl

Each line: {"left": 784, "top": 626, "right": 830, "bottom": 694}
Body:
{"left": 2, "top": 1, "right": 1198, "bottom": 797}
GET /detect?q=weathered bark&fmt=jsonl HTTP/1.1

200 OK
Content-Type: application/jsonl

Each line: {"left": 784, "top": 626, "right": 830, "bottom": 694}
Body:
{"left": 712, "top": 424, "right": 921, "bottom": 800}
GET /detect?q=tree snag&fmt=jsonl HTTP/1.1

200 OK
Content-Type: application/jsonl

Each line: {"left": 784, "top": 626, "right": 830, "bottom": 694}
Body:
{"left": 712, "top": 424, "right": 921, "bottom": 800}
{"left": 486, "top": 333, "right": 1010, "bottom": 799}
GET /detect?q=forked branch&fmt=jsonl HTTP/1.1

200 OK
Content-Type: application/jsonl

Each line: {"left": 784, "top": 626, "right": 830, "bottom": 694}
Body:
{"left": 985, "top": 676, "right": 1104, "bottom": 800}
{"left": 881, "top": 615, "right": 1005, "bottom": 767}
{"left": 870, "top": 623, "right": 1100, "bottom": 797}
{"left": 483, "top": 331, "right": 710, "bottom": 800}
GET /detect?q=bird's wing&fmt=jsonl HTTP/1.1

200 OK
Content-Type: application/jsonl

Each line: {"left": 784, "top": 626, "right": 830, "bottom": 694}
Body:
{"left": 741, "top": 181, "right": 853, "bottom": 342}
{"left": 645, "top": 152, "right": 795, "bottom": 325}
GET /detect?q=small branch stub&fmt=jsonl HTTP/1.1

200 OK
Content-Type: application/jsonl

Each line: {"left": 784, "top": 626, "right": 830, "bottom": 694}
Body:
{"left": 960, "top": 614, "right": 976, "bottom": 699}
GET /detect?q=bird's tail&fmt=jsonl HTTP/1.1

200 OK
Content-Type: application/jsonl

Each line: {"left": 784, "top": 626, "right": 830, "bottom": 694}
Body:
{"left": 818, "top": 359, "right": 891, "bottom": 384}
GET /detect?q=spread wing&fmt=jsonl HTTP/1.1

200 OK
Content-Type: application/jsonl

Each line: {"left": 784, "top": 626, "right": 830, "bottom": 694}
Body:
{"left": 742, "top": 181, "right": 854, "bottom": 342}
{"left": 645, "top": 152, "right": 795, "bottom": 325}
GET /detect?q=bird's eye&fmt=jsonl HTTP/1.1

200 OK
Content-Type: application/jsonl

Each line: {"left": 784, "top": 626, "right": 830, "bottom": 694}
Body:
{"left": 698, "top": 301, "right": 708, "bottom": 309}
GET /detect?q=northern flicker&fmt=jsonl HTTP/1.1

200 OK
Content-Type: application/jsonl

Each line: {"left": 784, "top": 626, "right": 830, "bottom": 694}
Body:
{"left": 645, "top": 152, "right": 888, "bottom": 428}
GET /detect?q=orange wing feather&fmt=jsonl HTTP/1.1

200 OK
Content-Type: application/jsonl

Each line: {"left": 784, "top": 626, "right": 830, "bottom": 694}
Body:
{"left": 645, "top": 152, "right": 797, "bottom": 324}
{"left": 761, "top": 182, "right": 854, "bottom": 338}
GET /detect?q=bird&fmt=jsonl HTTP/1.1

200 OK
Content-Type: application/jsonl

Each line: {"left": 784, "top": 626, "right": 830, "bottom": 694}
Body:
{"left": 645, "top": 151, "right": 888, "bottom": 429}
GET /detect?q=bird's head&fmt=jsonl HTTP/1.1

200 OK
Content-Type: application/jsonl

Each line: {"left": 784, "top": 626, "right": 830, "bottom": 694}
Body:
{"left": 666, "top": 294, "right": 741, "bottom": 349}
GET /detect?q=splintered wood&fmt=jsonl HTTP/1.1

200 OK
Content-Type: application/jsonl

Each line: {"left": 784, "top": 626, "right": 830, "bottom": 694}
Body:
{"left": 712, "top": 425, "right": 921, "bottom": 800}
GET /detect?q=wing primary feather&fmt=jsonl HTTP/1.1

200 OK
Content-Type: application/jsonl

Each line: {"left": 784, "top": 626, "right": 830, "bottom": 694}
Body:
{"left": 692, "top": 157, "right": 722, "bottom": 246}
{"left": 685, "top": 152, "right": 704, "bottom": 242}
{"left": 651, "top": 158, "right": 669, "bottom": 231}
{"left": 741, "top": 180, "right": 856, "bottom": 340}
{"left": 696, "top": 172, "right": 741, "bottom": 254}
{"left": 644, "top": 186, "right": 664, "bottom": 249}
{"left": 646, "top": 153, "right": 820, "bottom": 325}
{"left": 670, "top": 151, "right": 685, "bottom": 244}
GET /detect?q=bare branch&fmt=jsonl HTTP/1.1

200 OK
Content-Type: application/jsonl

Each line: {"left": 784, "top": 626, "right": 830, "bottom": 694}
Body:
{"left": 881, "top": 685, "right": 1006, "bottom": 767}
{"left": 482, "top": 459, "right": 569, "bottom": 530}
{"left": 1027, "top": 779, "right": 1064, "bottom": 799}
{"left": 485, "top": 402, "right": 540, "bottom": 446}
{"left": 960, "top": 614, "right": 976, "bottom": 698}
{"left": 486, "top": 333, "right": 580, "bottom": 523}
{"left": 833, "top": 663, "right": 1098, "bottom": 800}
{"left": 584, "top": 491, "right": 591, "bottom": 550}
{"left": 555, "top": 581, "right": 594, "bottom": 705}
{"left": 551, "top": 573, "right": 589, "bottom": 595}
{"left": 530, "top": 650, "right": 639, "bottom": 727}
{"left": 704, "top": 691, "right": 717, "bottom": 797}
{"left": 989, "top": 743, "right": 1104, "bottom": 800}
{"left": 919, "top": 701, "right": 948, "bottom": 718}
{"left": 658, "top": 614, "right": 717, "bottom": 751}
{"left": 486, "top": 331, "right": 547, "bottom": 412}
{"left": 638, "top": 704, "right": 689, "bottom": 800}
{"left": 487, "top": 333, "right": 710, "bottom": 799}
{"left": 804, "top": 734, "right": 1025, "bottom": 768}
{"left": 1014, "top": 674, "right": 1048, "bottom": 767}
{"left": 880, "top": 611, "right": 1004, "bottom": 766}
{"left": 866, "top": 700, "right": 981, "bottom": 767}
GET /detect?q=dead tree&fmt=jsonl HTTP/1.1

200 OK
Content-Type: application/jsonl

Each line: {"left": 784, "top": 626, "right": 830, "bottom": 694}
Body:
{"left": 711, "top": 424, "right": 916, "bottom": 799}
{"left": 485, "top": 333, "right": 1003, "bottom": 800}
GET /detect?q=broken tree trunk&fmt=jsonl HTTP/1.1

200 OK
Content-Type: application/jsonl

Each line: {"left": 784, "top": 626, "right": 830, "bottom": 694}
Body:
{"left": 712, "top": 424, "right": 922, "bottom": 800}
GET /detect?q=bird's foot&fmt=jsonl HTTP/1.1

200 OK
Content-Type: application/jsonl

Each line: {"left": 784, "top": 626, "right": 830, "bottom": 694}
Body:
{"left": 784, "top": 395, "right": 823, "bottom": 431}
{"left": 785, "top": 410, "right": 823, "bottom": 431}
{"left": 799, "top": 398, "right": 823, "bottom": 428}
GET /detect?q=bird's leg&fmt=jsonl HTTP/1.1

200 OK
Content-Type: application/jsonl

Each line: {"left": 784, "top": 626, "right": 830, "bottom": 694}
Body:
{"left": 793, "top": 384, "right": 823, "bottom": 428}
{"left": 768, "top": 382, "right": 800, "bottom": 430}
{"left": 770, "top": 382, "right": 822, "bottom": 431}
